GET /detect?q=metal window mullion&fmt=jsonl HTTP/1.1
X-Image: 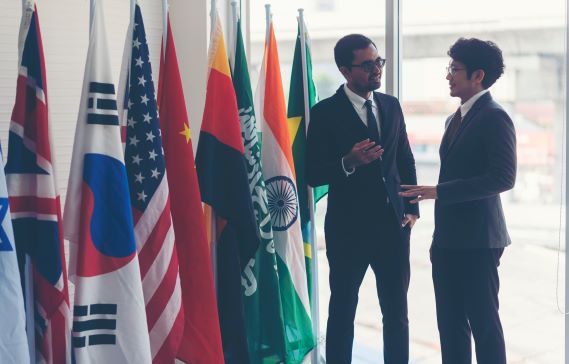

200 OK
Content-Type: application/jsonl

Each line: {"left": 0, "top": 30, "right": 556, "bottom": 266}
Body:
{"left": 385, "top": 0, "right": 401, "bottom": 99}
{"left": 561, "top": 3, "right": 569, "bottom": 364}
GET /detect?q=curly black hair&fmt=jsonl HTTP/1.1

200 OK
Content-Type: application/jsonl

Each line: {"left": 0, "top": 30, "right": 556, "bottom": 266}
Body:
{"left": 448, "top": 38, "right": 505, "bottom": 89}
{"left": 334, "top": 34, "right": 377, "bottom": 70}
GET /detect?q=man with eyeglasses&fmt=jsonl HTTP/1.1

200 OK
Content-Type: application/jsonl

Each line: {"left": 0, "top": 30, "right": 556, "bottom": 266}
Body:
{"left": 306, "top": 34, "right": 418, "bottom": 364}
{"left": 400, "top": 38, "right": 516, "bottom": 364}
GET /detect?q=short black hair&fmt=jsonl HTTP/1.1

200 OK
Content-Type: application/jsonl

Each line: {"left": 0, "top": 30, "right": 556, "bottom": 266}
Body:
{"left": 448, "top": 38, "right": 505, "bottom": 89}
{"left": 334, "top": 34, "right": 376, "bottom": 69}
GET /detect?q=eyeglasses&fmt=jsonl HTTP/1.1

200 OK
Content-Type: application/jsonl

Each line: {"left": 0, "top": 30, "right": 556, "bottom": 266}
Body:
{"left": 351, "top": 58, "right": 386, "bottom": 73}
{"left": 446, "top": 65, "right": 466, "bottom": 76}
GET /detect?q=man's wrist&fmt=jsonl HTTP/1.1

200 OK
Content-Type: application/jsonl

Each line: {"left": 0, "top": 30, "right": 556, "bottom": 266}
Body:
{"left": 341, "top": 156, "right": 355, "bottom": 176}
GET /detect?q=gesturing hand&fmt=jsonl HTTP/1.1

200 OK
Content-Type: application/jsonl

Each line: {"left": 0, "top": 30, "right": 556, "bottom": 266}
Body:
{"left": 343, "top": 139, "right": 384, "bottom": 170}
{"left": 399, "top": 185, "right": 438, "bottom": 204}
{"left": 401, "top": 214, "right": 418, "bottom": 228}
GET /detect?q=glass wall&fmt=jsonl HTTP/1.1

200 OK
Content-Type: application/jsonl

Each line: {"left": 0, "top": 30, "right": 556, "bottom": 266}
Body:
{"left": 248, "top": 0, "right": 386, "bottom": 100}
{"left": 247, "top": 0, "right": 565, "bottom": 361}
{"left": 401, "top": 0, "right": 566, "bottom": 362}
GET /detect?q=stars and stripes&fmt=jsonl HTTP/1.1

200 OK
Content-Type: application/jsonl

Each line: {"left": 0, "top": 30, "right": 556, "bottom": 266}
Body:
{"left": 123, "top": 4, "right": 184, "bottom": 363}
{"left": 5, "top": 5, "right": 71, "bottom": 363}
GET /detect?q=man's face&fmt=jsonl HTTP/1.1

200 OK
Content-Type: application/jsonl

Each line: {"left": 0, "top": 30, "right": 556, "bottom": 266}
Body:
{"left": 446, "top": 59, "right": 480, "bottom": 102}
{"left": 344, "top": 45, "right": 383, "bottom": 93}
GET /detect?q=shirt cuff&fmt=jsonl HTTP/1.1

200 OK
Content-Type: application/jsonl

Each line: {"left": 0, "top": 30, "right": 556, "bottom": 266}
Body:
{"left": 341, "top": 157, "right": 355, "bottom": 177}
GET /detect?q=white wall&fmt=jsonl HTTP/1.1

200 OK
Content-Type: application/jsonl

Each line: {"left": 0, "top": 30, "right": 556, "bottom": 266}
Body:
{"left": 169, "top": 0, "right": 207, "bottom": 151}
{"left": 0, "top": 0, "right": 198, "bottom": 202}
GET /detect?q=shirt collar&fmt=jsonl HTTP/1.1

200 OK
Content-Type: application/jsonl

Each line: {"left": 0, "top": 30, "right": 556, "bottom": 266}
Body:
{"left": 460, "top": 89, "right": 488, "bottom": 118}
{"left": 344, "top": 84, "right": 375, "bottom": 110}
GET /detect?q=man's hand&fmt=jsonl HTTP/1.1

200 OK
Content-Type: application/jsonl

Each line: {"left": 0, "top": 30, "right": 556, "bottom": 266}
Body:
{"left": 399, "top": 185, "right": 438, "bottom": 204}
{"left": 401, "top": 214, "right": 418, "bottom": 228}
{"left": 343, "top": 139, "right": 384, "bottom": 170}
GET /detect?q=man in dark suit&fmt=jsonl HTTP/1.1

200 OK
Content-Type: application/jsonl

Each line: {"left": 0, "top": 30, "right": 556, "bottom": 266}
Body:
{"left": 400, "top": 38, "right": 516, "bottom": 364}
{"left": 306, "top": 34, "right": 419, "bottom": 364}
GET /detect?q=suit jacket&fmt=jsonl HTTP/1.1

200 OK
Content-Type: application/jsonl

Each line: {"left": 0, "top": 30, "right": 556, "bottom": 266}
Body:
{"left": 306, "top": 86, "right": 418, "bottom": 246}
{"left": 434, "top": 92, "right": 517, "bottom": 249}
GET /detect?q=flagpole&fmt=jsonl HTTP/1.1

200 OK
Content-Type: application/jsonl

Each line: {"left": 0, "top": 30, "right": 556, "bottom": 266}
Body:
{"left": 209, "top": 0, "right": 219, "bottom": 295}
{"left": 229, "top": 1, "right": 238, "bottom": 73}
{"left": 131, "top": 0, "right": 136, "bottom": 19}
{"left": 298, "top": 9, "right": 322, "bottom": 364}
{"left": 89, "top": 0, "right": 96, "bottom": 34}
{"left": 24, "top": 258, "right": 35, "bottom": 363}
{"left": 264, "top": 4, "right": 270, "bottom": 41}
{"left": 20, "top": 1, "right": 36, "bottom": 361}
{"left": 18, "top": 0, "right": 33, "bottom": 64}
{"left": 162, "top": 0, "right": 168, "bottom": 55}
{"left": 210, "top": 0, "right": 217, "bottom": 38}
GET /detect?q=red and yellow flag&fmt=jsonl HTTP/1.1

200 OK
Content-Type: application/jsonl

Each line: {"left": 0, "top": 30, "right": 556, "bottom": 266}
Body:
{"left": 195, "top": 9, "right": 260, "bottom": 364}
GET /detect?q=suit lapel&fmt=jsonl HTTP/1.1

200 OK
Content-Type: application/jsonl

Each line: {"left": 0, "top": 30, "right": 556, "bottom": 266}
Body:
{"left": 336, "top": 86, "right": 370, "bottom": 135}
{"left": 335, "top": 87, "right": 392, "bottom": 147}
{"left": 444, "top": 92, "right": 492, "bottom": 157}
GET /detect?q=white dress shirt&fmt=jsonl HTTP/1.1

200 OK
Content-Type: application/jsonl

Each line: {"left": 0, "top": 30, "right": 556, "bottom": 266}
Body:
{"left": 341, "top": 84, "right": 382, "bottom": 176}
{"left": 343, "top": 83, "right": 381, "bottom": 132}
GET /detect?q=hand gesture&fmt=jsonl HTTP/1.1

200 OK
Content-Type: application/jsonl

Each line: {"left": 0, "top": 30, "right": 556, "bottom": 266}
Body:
{"left": 399, "top": 185, "right": 438, "bottom": 204}
{"left": 343, "top": 139, "right": 384, "bottom": 170}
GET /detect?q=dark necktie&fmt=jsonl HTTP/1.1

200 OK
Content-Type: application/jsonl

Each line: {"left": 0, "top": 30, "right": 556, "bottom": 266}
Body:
{"left": 445, "top": 107, "right": 462, "bottom": 146}
{"left": 364, "top": 100, "right": 381, "bottom": 144}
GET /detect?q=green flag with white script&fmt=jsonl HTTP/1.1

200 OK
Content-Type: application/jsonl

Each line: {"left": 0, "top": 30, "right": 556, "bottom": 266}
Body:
{"left": 231, "top": 17, "right": 287, "bottom": 364}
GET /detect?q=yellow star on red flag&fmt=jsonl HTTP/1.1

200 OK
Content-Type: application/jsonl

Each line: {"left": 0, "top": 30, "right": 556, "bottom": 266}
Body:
{"left": 180, "top": 122, "right": 191, "bottom": 143}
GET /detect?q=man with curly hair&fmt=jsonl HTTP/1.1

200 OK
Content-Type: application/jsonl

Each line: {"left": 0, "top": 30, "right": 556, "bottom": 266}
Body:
{"left": 401, "top": 38, "right": 516, "bottom": 364}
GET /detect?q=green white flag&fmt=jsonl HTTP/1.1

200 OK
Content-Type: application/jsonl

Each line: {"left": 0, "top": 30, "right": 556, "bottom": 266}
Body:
{"left": 287, "top": 19, "right": 328, "bottom": 309}
{"left": 231, "top": 17, "right": 287, "bottom": 364}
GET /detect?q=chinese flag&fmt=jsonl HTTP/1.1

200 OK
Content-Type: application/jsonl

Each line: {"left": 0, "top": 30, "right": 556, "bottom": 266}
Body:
{"left": 157, "top": 15, "right": 224, "bottom": 364}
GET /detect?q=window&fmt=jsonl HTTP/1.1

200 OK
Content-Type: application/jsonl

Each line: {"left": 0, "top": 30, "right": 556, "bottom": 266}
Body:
{"left": 402, "top": 0, "right": 566, "bottom": 361}
{"left": 249, "top": 0, "right": 386, "bottom": 101}
{"left": 248, "top": 0, "right": 386, "bottom": 354}
{"left": 316, "top": 0, "right": 335, "bottom": 12}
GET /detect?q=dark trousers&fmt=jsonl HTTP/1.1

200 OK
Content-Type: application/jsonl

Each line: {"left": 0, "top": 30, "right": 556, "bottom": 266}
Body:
{"left": 431, "top": 247, "right": 506, "bottom": 364}
{"left": 325, "top": 208, "right": 410, "bottom": 364}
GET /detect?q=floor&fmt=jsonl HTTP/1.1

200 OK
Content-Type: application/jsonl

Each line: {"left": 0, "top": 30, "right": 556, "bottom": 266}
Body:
{"left": 313, "top": 200, "right": 565, "bottom": 363}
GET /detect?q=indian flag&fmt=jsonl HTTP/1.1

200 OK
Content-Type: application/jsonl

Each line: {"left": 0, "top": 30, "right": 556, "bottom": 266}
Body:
{"left": 254, "top": 8, "right": 315, "bottom": 363}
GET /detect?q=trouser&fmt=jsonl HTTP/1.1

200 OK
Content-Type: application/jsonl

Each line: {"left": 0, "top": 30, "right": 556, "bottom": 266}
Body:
{"left": 431, "top": 247, "right": 506, "bottom": 364}
{"left": 325, "top": 209, "right": 410, "bottom": 364}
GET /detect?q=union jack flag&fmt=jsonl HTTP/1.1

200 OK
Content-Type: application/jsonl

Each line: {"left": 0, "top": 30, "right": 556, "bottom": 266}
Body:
{"left": 122, "top": 4, "right": 184, "bottom": 362}
{"left": 6, "top": 5, "right": 71, "bottom": 363}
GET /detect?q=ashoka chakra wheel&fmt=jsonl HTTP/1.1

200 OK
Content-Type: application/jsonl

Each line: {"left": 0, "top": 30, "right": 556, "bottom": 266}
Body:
{"left": 265, "top": 176, "right": 299, "bottom": 231}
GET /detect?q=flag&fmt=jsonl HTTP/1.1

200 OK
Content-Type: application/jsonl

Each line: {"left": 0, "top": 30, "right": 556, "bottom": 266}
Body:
{"left": 231, "top": 15, "right": 287, "bottom": 364}
{"left": 254, "top": 13, "right": 315, "bottom": 363}
{"left": 122, "top": 4, "right": 185, "bottom": 363}
{"left": 0, "top": 146, "right": 30, "bottom": 364}
{"left": 6, "top": 4, "right": 71, "bottom": 363}
{"left": 157, "top": 13, "right": 224, "bottom": 364}
{"left": 64, "top": 1, "right": 152, "bottom": 362}
{"left": 195, "top": 9, "right": 260, "bottom": 364}
{"left": 287, "top": 18, "right": 328, "bottom": 312}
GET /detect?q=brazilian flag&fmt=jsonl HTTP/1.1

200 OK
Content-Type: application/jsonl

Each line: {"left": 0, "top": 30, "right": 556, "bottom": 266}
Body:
{"left": 287, "top": 21, "right": 328, "bottom": 310}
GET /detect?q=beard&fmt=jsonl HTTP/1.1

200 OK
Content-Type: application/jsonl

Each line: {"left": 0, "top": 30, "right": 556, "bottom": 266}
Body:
{"left": 366, "top": 80, "right": 381, "bottom": 91}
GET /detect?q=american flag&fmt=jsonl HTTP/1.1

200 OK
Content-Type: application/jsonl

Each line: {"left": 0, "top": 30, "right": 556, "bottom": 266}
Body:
{"left": 123, "top": 4, "right": 184, "bottom": 363}
{"left": 6, "top": 5, "right": 71, "bottom": 363}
